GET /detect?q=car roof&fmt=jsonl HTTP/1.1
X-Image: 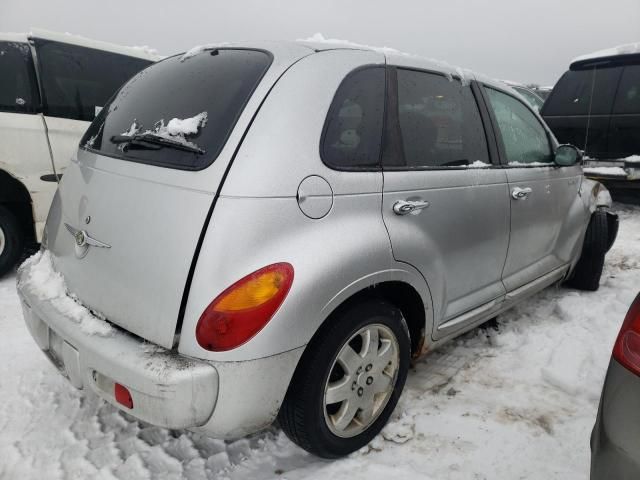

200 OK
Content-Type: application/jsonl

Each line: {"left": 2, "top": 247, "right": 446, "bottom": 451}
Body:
{"left": 294, "top": 36, "right": 514, "bottom": 91}
{"left": 570, "top": 42, "right": 640, "bottom": 70}
{"left": 0, "top": 28, "right": 161, "bottom": 61}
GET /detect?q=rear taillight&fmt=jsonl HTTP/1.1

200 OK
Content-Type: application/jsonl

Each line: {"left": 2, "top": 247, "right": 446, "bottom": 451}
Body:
{"left": 114, "top": 383, "right": 134, "bottom": 409}
{"left": 613, "top": 293, "right": 640, "bottom": 376}
{"left": 196, "top": 263, "right": 294, "bottom": 352}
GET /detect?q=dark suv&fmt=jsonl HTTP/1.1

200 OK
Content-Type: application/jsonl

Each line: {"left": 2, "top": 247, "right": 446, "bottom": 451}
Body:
{"left": 541, "top": 46, "right": 640, "bottom": 189}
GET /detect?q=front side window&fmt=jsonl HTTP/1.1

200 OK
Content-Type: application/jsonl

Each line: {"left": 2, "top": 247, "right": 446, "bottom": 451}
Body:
{"left": 613, "top": 65, "right": 640, "bottom": 114}
{"left": 394, "top": 69, "right": 489, "bottom": 168}
{"left": 322, "top": 67, "right": 385, "bottom": 169}
{"left": 486, "top": 87, "right": 552, "bottom": 165}
{"left": 35, "top": 40, "right": 152, "bottom": 121}
{"left": 81, "top": 49, "right": 272, "bottom": 170}
{"left": 0, "top": 41, "right": 38, "bottom": 113}
{"left": 542, "top": 67, "right": 622, "bottom": 116}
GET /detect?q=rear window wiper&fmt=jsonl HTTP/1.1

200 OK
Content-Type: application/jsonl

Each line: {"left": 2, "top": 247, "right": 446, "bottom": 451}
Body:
{"left": 110, "top": 133, "right": 205, "bottom": 154}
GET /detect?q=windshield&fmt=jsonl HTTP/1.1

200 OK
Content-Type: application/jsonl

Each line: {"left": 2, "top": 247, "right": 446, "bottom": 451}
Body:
{"left": 81, "top": 48, "right": 272, "bottom": 170}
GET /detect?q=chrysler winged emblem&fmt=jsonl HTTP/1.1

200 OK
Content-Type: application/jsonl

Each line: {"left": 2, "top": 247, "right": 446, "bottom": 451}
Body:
{"left": 64, "top": 223, "right": 110, "bottom": 258}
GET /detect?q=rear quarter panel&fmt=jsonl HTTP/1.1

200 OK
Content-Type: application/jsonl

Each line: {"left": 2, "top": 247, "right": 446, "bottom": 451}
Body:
{"left": 178, "top": 49, "right": 433, "bottom": 361}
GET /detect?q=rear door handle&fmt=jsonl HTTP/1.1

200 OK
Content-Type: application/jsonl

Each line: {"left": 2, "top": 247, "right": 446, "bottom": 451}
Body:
{"left": 511, "top": 187, "right": 532, "bottom": 200}
{"left": 393, "top": 199, "right": 430, "bottom": 215}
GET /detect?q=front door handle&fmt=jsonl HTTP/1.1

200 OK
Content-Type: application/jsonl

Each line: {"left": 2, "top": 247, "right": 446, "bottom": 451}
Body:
{"left": 511, "top": 187, "right": 532, "bottom": 200}
{"left": 393, "top": 199, "right": 430, "bottom": 215}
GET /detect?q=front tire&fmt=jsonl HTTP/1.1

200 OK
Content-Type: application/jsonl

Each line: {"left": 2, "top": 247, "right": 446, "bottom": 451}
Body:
{"left": 566, "top": 210, "right": 609, "bottom": 291}
{"left": 0, "top": 206, "right": 24, "bottom": 277}
{"left": 278, "top": 299, "right": 410, "bottom": 458}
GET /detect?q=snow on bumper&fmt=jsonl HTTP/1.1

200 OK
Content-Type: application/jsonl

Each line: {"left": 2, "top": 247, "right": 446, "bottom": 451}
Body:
{"left": 16, "top": 263, "right": 218, "bottom": 430}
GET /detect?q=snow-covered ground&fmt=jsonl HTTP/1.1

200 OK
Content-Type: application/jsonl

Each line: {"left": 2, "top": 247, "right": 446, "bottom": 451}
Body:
{"left": 1, "top": 204, "right": 639, "bottom": 480}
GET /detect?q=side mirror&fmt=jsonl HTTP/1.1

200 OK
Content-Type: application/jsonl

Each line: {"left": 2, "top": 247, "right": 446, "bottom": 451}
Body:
{"left": 554, "top": 144, "right": 582, "bottom": 167}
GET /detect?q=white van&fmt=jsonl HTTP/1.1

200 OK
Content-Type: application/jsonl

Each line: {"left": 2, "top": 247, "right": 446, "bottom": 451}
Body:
{"left": 0, "top": 29, "right": 158, "bottom": 275}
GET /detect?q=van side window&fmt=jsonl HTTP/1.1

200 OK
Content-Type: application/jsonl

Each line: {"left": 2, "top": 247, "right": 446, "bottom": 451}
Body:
{"left": 322, "top": 67, "right": 385, "bottom": 169}
{"left": 485, "top": 87, "right": 552, "bottom": 165}
{"left": 0, "top": 42, "right": 38, "bottom": 113}
{"left": 395, "top": 69, "right": 489, "bottom": 168}
{"left": 34, "top": 40, "right": 152, "bottom": 121}
{"left": 613, "top": 65, "right": 640, "bottom": 114}
{"left": 542, "top": 67, "right": 622, "bottom": 116}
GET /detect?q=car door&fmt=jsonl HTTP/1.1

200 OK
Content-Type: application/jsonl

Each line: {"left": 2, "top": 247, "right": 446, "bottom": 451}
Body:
{"left": 482, "top": 85, "right": 582, "bottom": 292}
{"left": 381, "top": 67, "right": 510, "bottom": 337}
{"left": 0, "top": 40, "right": 54, "bottom": 240}
{"left": 32, "top": 38, "right": 152, "bottom": 177}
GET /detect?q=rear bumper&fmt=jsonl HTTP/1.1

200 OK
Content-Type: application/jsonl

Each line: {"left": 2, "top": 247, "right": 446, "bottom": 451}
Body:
{"left": 591, "top": 359, "right": 640, "bottom": 479}
{"left": 17, "top": 264, "right": 219, "bottom": 430}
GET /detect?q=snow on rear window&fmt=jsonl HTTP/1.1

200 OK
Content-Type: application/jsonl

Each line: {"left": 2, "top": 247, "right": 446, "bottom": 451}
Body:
{"left": 119, "top": 112, "right": 208, "bottom": 151}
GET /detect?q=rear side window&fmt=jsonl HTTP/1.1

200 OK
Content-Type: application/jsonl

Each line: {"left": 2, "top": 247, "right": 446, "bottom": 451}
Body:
{"left": 394, "top": 69, "right": 489, "bottom": 168}
{"left": 35, "top": 40, "right": 152, "bottom": 121}
{"left": 486, "top": 87, "right": 552, "bottom": 165}
{"left": 322, "top": 67, "right": 385, "bottom": 169}
{"left": 81, "top": 49, "right": 272, "bottom": 170}
{"left": 613, "top": 65, "right": 640, "bottom": 114}
{"left": 543, "top": 67, "right": 622, "bottom": 116}
{"left": 0, "top": 42, "right": 38, "bottom": 113}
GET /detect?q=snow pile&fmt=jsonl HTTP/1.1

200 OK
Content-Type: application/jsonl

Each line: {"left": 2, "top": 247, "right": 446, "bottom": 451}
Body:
{"left": 508, "top": 161, "right": 553, "bottom": 167}
{"left": 584, "top": 166, "right": 628, "bottom": 177}
{"left": 18, "top": 251, "right": 113, "bottom": 337}
{"left": 121, "top": 112, "right": 208, "bottom": 151}
{"left": 624, "top": 155, "right": 640, "bottom": 164}
{"left": 2, "top": 204, "right": 640, "bottom": 479}
{"left": 165, "top": 112, "right": 208, "bottom": 136}
{"left": 468, "top": 160, "right": 491, "bottom": 168}
{"left": 573, "top": 42, "right": 640, "bottom": 64}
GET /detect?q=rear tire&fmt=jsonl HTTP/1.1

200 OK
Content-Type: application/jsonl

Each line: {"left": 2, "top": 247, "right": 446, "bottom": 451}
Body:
{"left": 566, "top": 210, "right": 609, "bottom": 291}
{"left": 0, "top": 205, "right": 24, "bottom": 277}
{"left": 278, "top": 299, "right": 410, "bottom": 458}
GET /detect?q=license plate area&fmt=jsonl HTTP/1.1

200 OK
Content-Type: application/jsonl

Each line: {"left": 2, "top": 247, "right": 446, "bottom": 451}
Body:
{"left": 47, "top": 329, "right": 67, "bottom": 375}
{"left": 21, "top": 300, "right": 84, "bottom": 389}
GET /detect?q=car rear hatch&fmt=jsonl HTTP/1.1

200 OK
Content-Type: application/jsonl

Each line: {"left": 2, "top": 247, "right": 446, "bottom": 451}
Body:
{"left": 45, "top": 43, "right": 313, "bottom": 348}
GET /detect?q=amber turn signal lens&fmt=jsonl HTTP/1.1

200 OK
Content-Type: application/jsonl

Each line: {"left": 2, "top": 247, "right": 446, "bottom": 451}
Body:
{"left": 196, "top": 263, "right": 294, "bottom": 351}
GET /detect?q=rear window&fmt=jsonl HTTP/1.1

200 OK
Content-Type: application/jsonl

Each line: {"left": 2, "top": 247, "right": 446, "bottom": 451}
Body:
{"left": 81, "top": 49, "right": 272, "bottom": 170}
{"left": 35, "top": 40, "right": 152, "bottom": 121}
{"left": 543, "top": 67, "right": 622, "bottom": 116}
{"left": 0, "top": 41, "right": 39, "bottom": 113}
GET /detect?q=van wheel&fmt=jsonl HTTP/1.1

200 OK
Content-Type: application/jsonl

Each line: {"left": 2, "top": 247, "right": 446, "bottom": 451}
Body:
{"left": 566, "top": 210, "right": 609, "bottom": 291}
{"left": 278, "top": 299, "right": 410, "bottom": 458}
{"left": 0, "top": 206, "right": 24, "bottom": 277}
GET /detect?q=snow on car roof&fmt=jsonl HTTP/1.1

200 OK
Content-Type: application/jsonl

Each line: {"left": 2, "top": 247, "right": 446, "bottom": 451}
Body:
{"left": 571, "top": 42, "right": 640, "bottom": 66}
{"left": 0, "top": 28, "right": 161, "bottom": 61}
{"left": 296, "top": 33, "right": 493, "bottom": 87}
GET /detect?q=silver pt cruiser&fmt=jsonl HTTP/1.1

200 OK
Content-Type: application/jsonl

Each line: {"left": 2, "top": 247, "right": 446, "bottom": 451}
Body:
{"left": 17, "top": 40, "right": 618, "bottom": 458}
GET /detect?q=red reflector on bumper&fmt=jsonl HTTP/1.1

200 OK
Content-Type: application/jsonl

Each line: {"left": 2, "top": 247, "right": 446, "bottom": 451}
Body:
{"left": 114, "top": 383, "right": 134, "bottom": 409}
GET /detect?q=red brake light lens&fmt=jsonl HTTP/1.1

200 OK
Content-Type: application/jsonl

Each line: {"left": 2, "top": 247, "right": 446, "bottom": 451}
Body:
{"left": 613, "top": 293, "right": 640, "bottom": 376}
{"left": 196, "top": 263, "right": 294, "bottom": 352}
{"left": 114, "top": 383, "right": 134, "bottom": 409}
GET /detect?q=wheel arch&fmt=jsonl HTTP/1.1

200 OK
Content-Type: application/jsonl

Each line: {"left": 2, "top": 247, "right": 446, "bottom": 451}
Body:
{"left": 313, "top": 273, "right": 433, "bottom": 360}
{"left": 0, "top": 169, "right": 36, "bottom": 241}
